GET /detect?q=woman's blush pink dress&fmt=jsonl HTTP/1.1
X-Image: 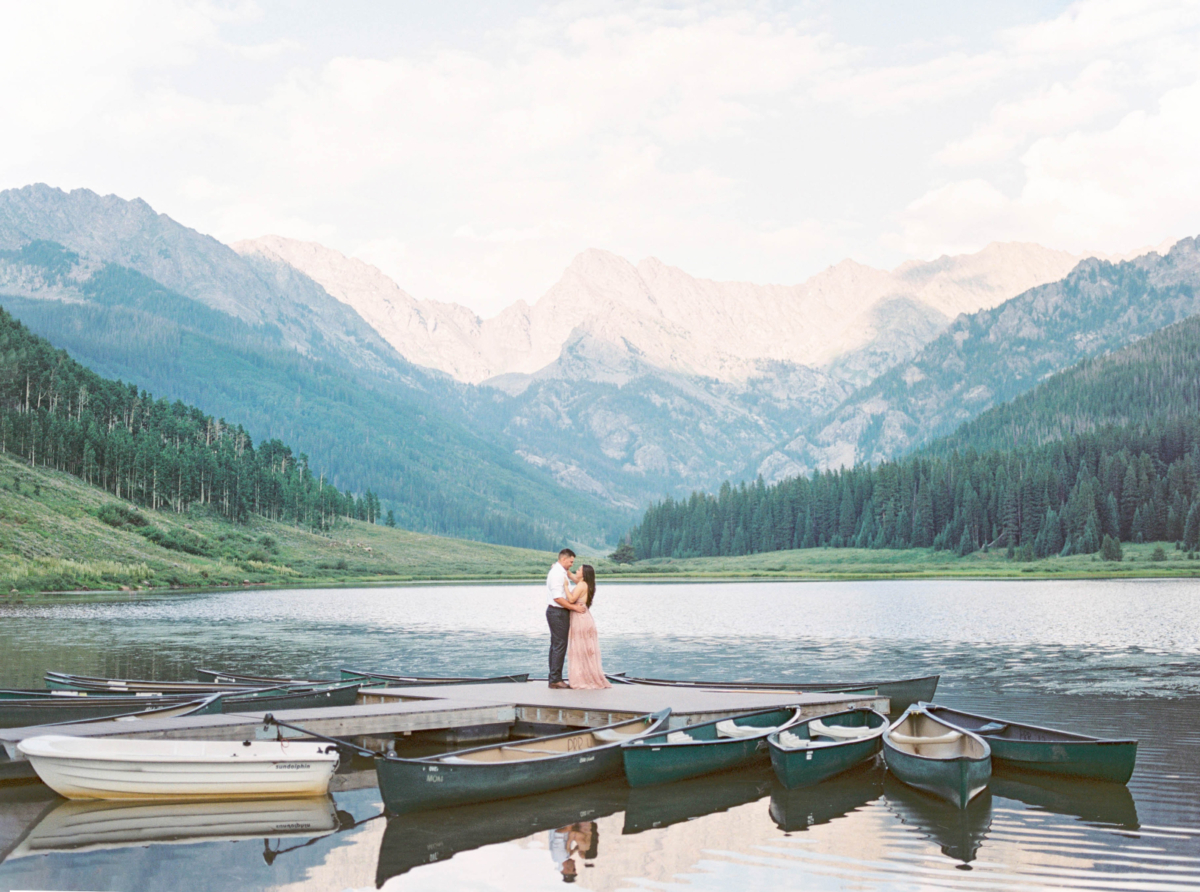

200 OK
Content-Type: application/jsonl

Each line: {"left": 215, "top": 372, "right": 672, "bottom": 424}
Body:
{"left": 567, "top": 604, "right": 611, "bottom": 689}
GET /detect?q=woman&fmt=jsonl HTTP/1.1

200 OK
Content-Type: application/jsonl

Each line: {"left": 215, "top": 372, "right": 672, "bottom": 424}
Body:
{"left": 562, "top": 564, "right": 611, "bottom": 689}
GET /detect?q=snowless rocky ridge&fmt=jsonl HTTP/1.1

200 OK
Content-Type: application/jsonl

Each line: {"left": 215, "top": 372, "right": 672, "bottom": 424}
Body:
{"left": 235, "top": 236, "right": 1094, "bottom": 389}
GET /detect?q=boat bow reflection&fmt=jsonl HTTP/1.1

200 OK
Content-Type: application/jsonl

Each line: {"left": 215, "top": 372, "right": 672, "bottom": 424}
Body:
{"left": 884, "top": 773, "right": 993, "bottom": 866}
{"left": 8, "top": 796, "right": 340, "bottom": 858}
{"left": 769, "top": 762, "right": 884, "bottom": 832}
{"left": 375, "top": 779, "right": 629, "bottom": 886}
{"left": 622, "top": 766, "right": 775, "bottom": 834}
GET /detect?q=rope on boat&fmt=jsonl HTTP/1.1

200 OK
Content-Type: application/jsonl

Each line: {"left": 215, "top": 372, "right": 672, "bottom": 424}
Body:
{"left": 260, "top": 713, "right": 386, "bottom": 758}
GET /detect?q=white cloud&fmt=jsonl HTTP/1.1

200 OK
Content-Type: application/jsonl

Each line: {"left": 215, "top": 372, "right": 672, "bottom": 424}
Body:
{"left": 1, "top": 1, "right": 1198, "bottom": 314}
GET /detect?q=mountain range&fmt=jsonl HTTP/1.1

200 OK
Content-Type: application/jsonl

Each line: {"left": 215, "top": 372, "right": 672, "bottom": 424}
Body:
{"left": 0, "top": 183, "right": 1192, "bottom": 547}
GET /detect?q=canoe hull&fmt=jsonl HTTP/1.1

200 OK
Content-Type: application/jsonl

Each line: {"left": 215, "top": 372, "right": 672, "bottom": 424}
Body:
{"left": 769, "top": 709, "right": 887, "bottom": 789}
{"left": 377, "top": 745, "right": 625, "bottom": 813}
{"left": 219, "top": 684, "right": 360, "bottom": 713}
{"left": 883, "top": 744, "right": 990, "bottom": 809}
{"left": 923, "top": 704, "right": 1137, "bottom": 784}
{"left": 622, "top": 707, "right": 800, "bottom": 788}
{"left": 610, "top": 674, "right": 938, "bottom": 713}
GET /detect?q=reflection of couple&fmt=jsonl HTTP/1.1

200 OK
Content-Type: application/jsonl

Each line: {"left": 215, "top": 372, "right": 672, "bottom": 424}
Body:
{"left": 545, "top": 548, "right": 611, "bottom": 690}
{"left": 548, "top": 821, "right": 599, "bottom": 883}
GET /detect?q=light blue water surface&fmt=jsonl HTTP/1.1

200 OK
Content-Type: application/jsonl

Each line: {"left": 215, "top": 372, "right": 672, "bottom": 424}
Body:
{"left": 1, "top": 578, "right": 1197, "bottom": 891}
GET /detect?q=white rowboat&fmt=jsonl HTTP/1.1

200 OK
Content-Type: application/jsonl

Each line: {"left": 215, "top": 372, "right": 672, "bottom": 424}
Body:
{"left": 17, "top": 735, "right": 339, "bottom": 801}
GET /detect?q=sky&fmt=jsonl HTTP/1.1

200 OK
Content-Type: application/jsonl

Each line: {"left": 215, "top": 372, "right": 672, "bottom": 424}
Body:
{"left": 2, "top": 0, "right": 1199, "bottom": 316}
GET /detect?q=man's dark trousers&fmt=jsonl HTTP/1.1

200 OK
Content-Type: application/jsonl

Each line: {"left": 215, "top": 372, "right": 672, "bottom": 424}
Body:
{"left": 546, "top": 605, "right": 571, "bottom": 684}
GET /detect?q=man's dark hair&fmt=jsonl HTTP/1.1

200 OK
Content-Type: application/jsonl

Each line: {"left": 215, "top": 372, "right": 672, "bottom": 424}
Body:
{"left": 558, "top": 548, "right": 576, "bottom": 559}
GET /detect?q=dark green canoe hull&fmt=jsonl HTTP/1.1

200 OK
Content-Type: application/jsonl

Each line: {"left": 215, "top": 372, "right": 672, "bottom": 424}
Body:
{"left": 923, "top": 705, "right": 1137, "bottom": 784}
{"left": 341, "top": 669, "right": 529, "bottom": 686}
{"left": 763, "top": 710, "right": 888, "bottom": 787}
{"left": 0, "top": 696, "right": 209, "bottom": 728}
{"left": 883, "top": 742, "right": 991, "bottom": 809}
{"left": 377, "top": 745, "right": 625, "bottom": 813}
{"left": 218, "top": 683, "right": 360, "bottom": 713}
{"left": 622, "top": 707, "right": 799, "bottom": 788}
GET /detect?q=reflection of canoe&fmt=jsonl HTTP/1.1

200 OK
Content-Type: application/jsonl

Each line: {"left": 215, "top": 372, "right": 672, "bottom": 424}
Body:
{"left": 375, "top": 710, "right": 669, "bottom": 813}
{"left": 769, "top": 761, "right": 884, "bottom": 831}
{"left": 883, "top": 705, "right": 991, "bottom": 809}
{"left": 768, "top": 707, "right": 887, "bottom": 789}
{"left": 922, "top": 704, "right": 1138, "bottom": 784}
{"left": 217, "top": 683, "right": 360, "bottom": 713}
{"left": 623, "top": 765, "right": 774, "bottom": 833}
{"left": 884, "top": 773, "right": 993, "bottom": 864}
{"left": 608, "top": 674, "right": 938, "bottom": 713}
{"left": 19, "top": 735, "right": 339, "bottom": 801}
{"left": 340, "top": 669, "right": 530, "bottom": 686}
{"left": 375, "top": 779, "right": 628, "bottom": 884}
{"left": 8, "top": 796, "right": 339, "bottom": 857}
{"left": 990, "top": 770, "right": 1139, "bottom": 828}
{"left": 622, "top": 707, "right": 800, "bottom": 787}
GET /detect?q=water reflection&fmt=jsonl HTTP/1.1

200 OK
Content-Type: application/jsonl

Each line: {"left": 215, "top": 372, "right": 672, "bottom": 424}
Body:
{"left": 884, "top": 774, "right": 994, "bottom": 866}
{"left": 374, "top": 779, "right": 628, "bottom": 886}
{"left": 991, "top": 769, "right": 1140, "bottom": 829}
{"left": 769, "top": 761, "right": 884, "bottom": 832}
{"left": 622, "top": 766, "right": 774, "bottom": 834}
{"left": 11, "top": 797, "right": 342, "bottom": 858}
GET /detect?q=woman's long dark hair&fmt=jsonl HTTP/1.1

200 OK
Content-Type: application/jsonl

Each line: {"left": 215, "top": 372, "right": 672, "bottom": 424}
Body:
{"left": 581, "top": 565, "right": 596, "bottom": 607}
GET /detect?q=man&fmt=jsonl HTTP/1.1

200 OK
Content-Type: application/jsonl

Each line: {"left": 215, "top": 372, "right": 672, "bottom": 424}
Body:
{"left": 546, "top": 548, "right": 584, "bottom": 689}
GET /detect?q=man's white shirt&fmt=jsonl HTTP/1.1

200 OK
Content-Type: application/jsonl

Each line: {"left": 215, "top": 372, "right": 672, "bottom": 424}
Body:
{"left": 547, "top": 562, "right": 569, "bottom": 607}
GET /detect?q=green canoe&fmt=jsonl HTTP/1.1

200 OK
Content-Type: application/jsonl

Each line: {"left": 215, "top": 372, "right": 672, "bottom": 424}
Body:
{"left": 215, "top": 682, "right": 361, "bottom": 713}
{"left": 0, "top": 694, "right": 217, "bottom": 728}
{"left": 43, "top": 672, "right": 259, "bottom": 694}
{"left": 375, "top": 709, "right": 669, "bottom": 814}
{"left": 767, "top": 707, "right": 888, "bottom": 788}
{"left": 921, "top": 703, "right": 1138, "bottom": 784}
{"left": 882, "top": 704, "right": 991, "bottom": 809}
{"left": 621, "top": 706, "right": 801, "bottom": 788}
{"left": 608, "top": 673, "right": 939, "bottom": 713}
{"left": 340, "top": 669, "right": 529, "bottom": 686}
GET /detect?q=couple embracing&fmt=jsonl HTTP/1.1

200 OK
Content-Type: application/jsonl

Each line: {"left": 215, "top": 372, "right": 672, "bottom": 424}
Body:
{"left": 545, "top": 548, "right": 611, "bottom": 690}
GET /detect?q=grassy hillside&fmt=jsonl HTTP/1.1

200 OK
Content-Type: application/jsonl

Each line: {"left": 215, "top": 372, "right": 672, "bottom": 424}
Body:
{"left": 2, "top": 450, "right": 1196, "bottom": 600}
{"left": 0, "top": 451, "right": 561, "bottom": 596}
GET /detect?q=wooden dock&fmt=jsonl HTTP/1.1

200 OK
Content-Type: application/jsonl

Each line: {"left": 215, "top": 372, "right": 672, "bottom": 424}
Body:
{"left": 362, "top": 681, "right": 888, "bottom": 731}
{"left": 1, "top": 683, "right": 887, "bottom": 784}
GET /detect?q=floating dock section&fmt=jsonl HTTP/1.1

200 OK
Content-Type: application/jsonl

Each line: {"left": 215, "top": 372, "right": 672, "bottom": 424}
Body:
{"left": 1, "top": 683, "right": 887, "bottom": 784}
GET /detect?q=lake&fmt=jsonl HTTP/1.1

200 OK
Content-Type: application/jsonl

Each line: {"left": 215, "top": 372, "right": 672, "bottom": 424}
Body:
{"left": 1, "top": 578, "right": 1198, "bottom": 891}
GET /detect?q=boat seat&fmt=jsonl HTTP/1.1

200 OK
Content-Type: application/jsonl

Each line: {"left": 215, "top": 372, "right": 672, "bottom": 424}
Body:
{"left": 716, "top": 720, "right": 781, "bottom": 739}
{"left": 592, "top": 728, "right": 639, "bottom": 743}
{"left": 809, "top": 720, "right": 877, "bottom": 739}
{"left": 665, "top": 731, "right": 695, "bottom": 744}
{"left": 500, "top": 745, "right": 564, "bottom": 755}
{"left": 889, "top": 730, "right": 961, "bottom": 746}
{"left": 776, "top": 731, "right": 811, "bottom": 749}
{"left": 976, "top": 722, "right": 1008, "bottom": 734}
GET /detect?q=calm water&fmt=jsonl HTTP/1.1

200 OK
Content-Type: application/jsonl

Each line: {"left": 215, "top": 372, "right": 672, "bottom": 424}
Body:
{"left": 1, "top": 578, "right": 1198, "bottom": 891}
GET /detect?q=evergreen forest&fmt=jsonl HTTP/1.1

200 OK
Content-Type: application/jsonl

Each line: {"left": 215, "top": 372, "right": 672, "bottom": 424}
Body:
{"left": 631, "top": 315, "right": 1200, "bottom": 561}
{"left": 0, "top": 306, "right": 394, "bottom": 533}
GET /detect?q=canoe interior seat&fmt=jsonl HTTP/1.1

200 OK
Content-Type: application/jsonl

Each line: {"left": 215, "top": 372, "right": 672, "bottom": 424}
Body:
{"left": 976, "top": 721, "right": 1008, "bottom": 734}
{"left": 889, "top": 730, "right": 962, "bottom": 746}
{"left": 716, "top": 720, "right": 780, "bottom": 739}
{"left": 665, "top": 731, "right": 695, "bottom": 744}
{"left": 776, "top": 731, "right": 811, "bottom": 749}
{"left": 592, "top": 728, "right": 639, "bottom": 743}
{"left": 809, "top": 720, "right": 876, "bottom": 739}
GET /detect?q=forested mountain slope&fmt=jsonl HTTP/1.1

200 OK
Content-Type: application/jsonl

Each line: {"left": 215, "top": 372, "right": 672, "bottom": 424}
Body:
{"left": 934, "top": 313, "right": 1200, "bottom": 455}
{"left": 0, "top": 241, "right": 626, "bottom": 548}
{"left": 779, "top": 238, "right": 1198, "bottom": 474}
